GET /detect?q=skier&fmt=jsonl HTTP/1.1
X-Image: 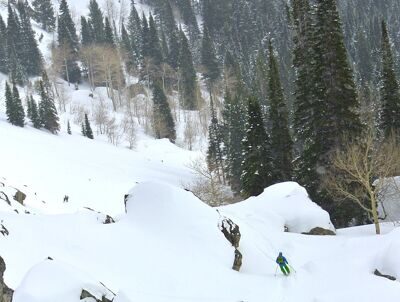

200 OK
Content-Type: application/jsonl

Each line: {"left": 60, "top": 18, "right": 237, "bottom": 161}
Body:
{"left": 276, "top": 252, "right": 290, "bottom": 276}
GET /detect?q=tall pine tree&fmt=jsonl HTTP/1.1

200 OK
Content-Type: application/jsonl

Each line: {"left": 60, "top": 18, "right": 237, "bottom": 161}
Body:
{"left": 241, "top": 96, "right": 273, "bottom": 198}
{"left": 379, "top": 20, "right": 400, "bottom": 139}
{"left": 178, "top": 30, "right": 198, "bottom": 110}
{"left": 152, "top": 81, "right": 176, "bottom": 143}
{"left": 58, "top": 0, "right": 81, "bottom": 83}
{"left": 39, "top": 80, "right": 59, "bottom": 134}
{"left": 267, "top": 41, "right": 293, "bottom": 182}
{"left": 84, "top": 113, "right": 94, "bottom": 139}
{"left": 201, "top": 26, "right": 220, "bottom": 87}
{"left": 32, "top": 0, "right": 56, "bottom": 31}
{"left": 17, "top": 1, "right": 43, "bottom": 76}
{"left": 88, "top": 0, "right": 104, "bottom": 44}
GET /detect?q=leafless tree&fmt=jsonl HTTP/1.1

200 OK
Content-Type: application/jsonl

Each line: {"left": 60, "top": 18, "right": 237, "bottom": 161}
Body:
{"left": 325, "top": 129, "right": 400, "bottom": 234}
{"left": 185, "top": 157, "right": 235, "bottom": 207}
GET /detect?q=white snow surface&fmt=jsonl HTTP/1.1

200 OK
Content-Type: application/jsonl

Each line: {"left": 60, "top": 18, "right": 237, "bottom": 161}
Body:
{"left": 1, "top": 179, "right": 400, "bottom": 302}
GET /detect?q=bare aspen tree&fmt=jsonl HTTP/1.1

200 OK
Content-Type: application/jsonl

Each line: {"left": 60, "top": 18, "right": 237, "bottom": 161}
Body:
{"left": 183, "top": 113, "right": 198, "bottom": 151}
{"left": 185, "top": 157, "right": 234, "bottom": 207}
{"left": 325, "top": 129, "right": 400, "bottom": 234}
{"left": 93, "top": 96, "right": 110, "bottom": 135}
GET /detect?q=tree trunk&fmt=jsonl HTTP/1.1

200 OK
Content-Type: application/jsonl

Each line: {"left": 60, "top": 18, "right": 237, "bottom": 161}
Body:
{"left": 371, "top": 196, "right": 381, "bottom": 234}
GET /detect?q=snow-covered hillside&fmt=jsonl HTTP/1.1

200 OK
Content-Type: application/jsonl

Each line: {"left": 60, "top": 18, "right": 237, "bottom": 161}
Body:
{"left": 1, "top": 179, "right": 400, "bottom": 302}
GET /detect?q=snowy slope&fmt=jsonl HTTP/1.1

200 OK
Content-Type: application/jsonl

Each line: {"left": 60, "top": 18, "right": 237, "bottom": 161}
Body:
{"left": 1, "top": 181, "right": 400, "bottom": 302}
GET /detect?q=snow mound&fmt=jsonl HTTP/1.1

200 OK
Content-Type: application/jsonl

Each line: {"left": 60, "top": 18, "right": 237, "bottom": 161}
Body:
{"left": 222, "top": 182, "right": 334, "bottom": 233}
{"left": 376, "top": 228, "right": 400, "bottom": 279}
{"left": 13, "top": 259, "right": 115, "bottom": 302}
{"left": 125, "top": 181, "right": 220, "bottom": 231}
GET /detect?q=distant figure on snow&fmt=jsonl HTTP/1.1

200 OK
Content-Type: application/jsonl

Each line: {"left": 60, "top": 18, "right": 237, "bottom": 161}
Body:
{"left": 276, "top": 252, "right": 290, "bottom": 276}
{"left": 63, "top": 195, "right": 69, "bottom": 203}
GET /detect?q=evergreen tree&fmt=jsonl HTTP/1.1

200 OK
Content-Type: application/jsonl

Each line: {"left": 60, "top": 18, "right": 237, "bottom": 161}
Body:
{"left": 178, "top": 30, "right": 198, "bottom": 110}
{"left": 7, "top": 5, "right": 26, "bottom": 85}
{"left": 7, "top": 83, "right": 25, "bottom": 127}
{"left": 152, "top": 81, "right": 176, "bottom": 143}
{"left": 67, "top": 120, "right": 71, "bottom": 134}
{"left": 0, "top": 15, "right": 8, "bottom": 74}
{"left": 103, "top": 17, "right": 115, "bottom": 47}
{"left": 293, "top": 0, "right": 363, "bottom": 225}
{"left": 147, "top": 13, "right": 162, "bottom": 66}
{"left": 38, "top": 80, "right": 59, "bottom": 134}
{"left": 177, "top": 0, "right": 200, "bottom": 44}
{"left": 17, "top": 1, "right": 43, "bottom": 76}
{"left": 81, "top": 122, "right": 86, "bottom": 136}
{"left": 379, "top": 20, "right": 400, "bottom": 139}
{"left": 222, "top": 89, "right": 247, "bottom": 193}
{"left": 201, "top": 26, "right": 220, "bottom": 86}
{"left": 27, "top": 96, "right": 32, "bottom": 120}
{"left": 141, "top": 13, "right": 150, "bottom": 59}
{"left": 88, "top": 0, "right": 104, "bottom": 44}
{"left": 241, "top": 96, "right": 273, "bottom": 198}
{"left": 84, "top": 113, "right": 94, "bottom": 139}
{"left": 167, "top": 29, "right": 180, "bottom": 70}
{"left": 58, "top": 0, "right": 81, "bottom": 83}
{"left": 81, "top": 16, "right": 93, "bottom": 46}
{"left": 292, "top": 0, "right": 315, "bottom": 147}
{"left": 253, "top": 51, "right": 269, "bottom": 107}
{"left": 5, "top": 82, "right": 13, "bottom": 124}
{"left": 207, "top": 93, "right": 225, "bottom": 182}
{"left": 127, "top": 0, "right": 142, "bottom": 59}
{"left": 32, "top": 0, "right": 56, "bottom": 31}
{"left": 29, "top": 96, "right": 41, "bottom": 129}
{"left": 267, "top": 41, "right": 293, "bottom": 182}
{"left": 120, "top": 23, "right": 136, "bottom": 72}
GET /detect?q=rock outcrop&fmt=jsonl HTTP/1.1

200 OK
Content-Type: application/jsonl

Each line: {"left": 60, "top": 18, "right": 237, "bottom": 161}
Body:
{"left": 374, "top": 269, "right": 396, "bottom": 281}
{"left": 219, "top": 217, "right": 242, "bottom": 271}
{"left": 0, "top": 256, "right": 13, "bottom": 302}
{"left": 80, "top": 289, "right": 113, "bottom": 302}
{"left": 302, "top": 227, "right": 336, "bottom": 236}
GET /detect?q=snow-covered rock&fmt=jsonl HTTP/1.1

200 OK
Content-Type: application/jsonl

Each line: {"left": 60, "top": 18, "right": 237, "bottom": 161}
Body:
{"left": 13, "top": 260, "right": 115, "bottom": 302}
{"left": 222, "top": 182, "right": 335, "bottom": 234}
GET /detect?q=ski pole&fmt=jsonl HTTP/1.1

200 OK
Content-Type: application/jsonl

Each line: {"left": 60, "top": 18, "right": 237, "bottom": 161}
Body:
{"left": 274, "top": 265, "right": 278, "bottom": 276}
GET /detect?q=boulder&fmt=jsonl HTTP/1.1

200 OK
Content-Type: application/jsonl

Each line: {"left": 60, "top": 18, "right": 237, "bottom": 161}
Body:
{"left": 80, "top": 289, "right": 113, "bottom": 302}
{"left": 13, "top": 190, "right": 26, "bottom": 205}
{"left": 302, "top": 227, "right": 336, "bottom": 236}
{"left": 374, "top": 269, "right": 396, "bottom": 281}
{"left": 232, "top": 249, "right": 243, "bottom": 272}
{"left": 0, "top": 256, "right": 13, "bottom": 302}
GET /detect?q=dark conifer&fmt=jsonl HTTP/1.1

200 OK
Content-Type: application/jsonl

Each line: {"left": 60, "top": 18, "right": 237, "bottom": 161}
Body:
{"left": 38, "top": 80, "right": 59, "bottom": 134}
{"left": 178, "top": 30, "right": 198, "bottom": 110}
{"left": 30, "top": 96, "right": 41, "bottom": 129}
{"left": 240, "top": 96, "right": 273, "bottom": 198}
{"left": 81, "top": 16, "right": 93, "bottom": 46}
{"left": 103, "top": 17, "right": 115, "bottom": 47}
{"left": 379, "top": 20, "right": 400, "bottom": 139}
{"left": 127, "top": 0, "right": 142, "bottom": 59}
{"left": 121, "top": 23, "right": 136, "bottom": 72}
{"left": 32, "top": 0, "right": 56, "bottom": 31}
{"left": 147, "top": 14, "right": 162, "bottom": 66}
{"left": 201, "top": 26, "right": 220, "bottom": 86}
{"left": 267, "top": 41, "right": 293, "bottom": 182}
{"left": 58, "top": 0, "right": 81, "bottom": 83}
{"left": 67, "top": 120, "right": 72, "bottom": 134}
{"left": 152, "top": 81, "right": 176, "bottom": 143}
{"left": 88, "top": 0, "right": 104, "bottom": 44}
{"left": 84, "top": 113, "right": 94, "bottom": 139}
